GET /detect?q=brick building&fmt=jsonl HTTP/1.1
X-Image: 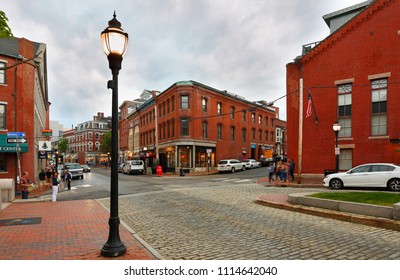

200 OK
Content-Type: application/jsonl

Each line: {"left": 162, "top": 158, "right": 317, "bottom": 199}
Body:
{"left": 64, "top": 112, "right": 111, "bottom": 165}
{"left": 0, "top": 37, "right": 49, "bottom": 186}
{"left": 286, "top": 0, "right": 400, "bottom": 175}
{"left": 120, "top": 81, "right": 283, "bottom": 173}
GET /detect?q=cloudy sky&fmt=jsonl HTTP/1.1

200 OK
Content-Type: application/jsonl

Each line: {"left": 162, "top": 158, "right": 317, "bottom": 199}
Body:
{"left": 2, "top": 0, "right": 364, "bottom": 128}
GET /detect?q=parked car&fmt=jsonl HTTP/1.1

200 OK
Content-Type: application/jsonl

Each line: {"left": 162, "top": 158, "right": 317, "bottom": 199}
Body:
{"left": 217, "top": 159, "right": 246, "bottom": 173}
{"left": 63, "top": 163, "right": 84, "bottom": 179}
{"left": 243, "top": 159, "right": 261, "bottom": 169}
{"left": 81, "top": 164, "right": 91, "bottom": 172}
{"left": 122, "top": 160, "right": 145, "bottom": 175}
{"left": 323, "top": 163, "right": 400, "bottom": 191}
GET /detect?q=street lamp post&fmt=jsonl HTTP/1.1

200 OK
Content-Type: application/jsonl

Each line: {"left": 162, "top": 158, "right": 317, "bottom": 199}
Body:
{"left": 333, "top": 121, "right": 341, "bottom": 173}
{"left": 100, "top": 12, "right": 128, "bottom": 257}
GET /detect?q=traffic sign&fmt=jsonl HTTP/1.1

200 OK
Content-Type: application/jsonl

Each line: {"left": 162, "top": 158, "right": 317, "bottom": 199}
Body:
{"left": 7, "top": 137, "right": 28, "bottom": 144}
{"left": 7, "top": 132, "right": 26, "bottom": 137}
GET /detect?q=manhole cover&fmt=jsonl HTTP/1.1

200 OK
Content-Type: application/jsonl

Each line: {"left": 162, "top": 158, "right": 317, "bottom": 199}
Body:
{"left": 0, "top": 217, "right": 42, "bottom": 226}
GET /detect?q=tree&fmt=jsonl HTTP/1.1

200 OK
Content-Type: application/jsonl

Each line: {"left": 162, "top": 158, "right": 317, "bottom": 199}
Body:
{"left": 101, "top": 131, "right": 112, "bottom": 154}
{"left": 58, "top": 137, "right": 68, "bottom": 154}
{"left": 0, "top": 11, "right": 13, "bottom": 38}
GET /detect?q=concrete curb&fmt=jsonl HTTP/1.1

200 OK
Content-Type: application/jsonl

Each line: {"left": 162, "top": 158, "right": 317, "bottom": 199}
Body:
{"left": 256, "top": 195, "right": 400, "bottom": 232}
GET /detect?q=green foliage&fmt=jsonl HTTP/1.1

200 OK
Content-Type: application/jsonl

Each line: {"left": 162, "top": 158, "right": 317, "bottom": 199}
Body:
{"left": 57, "top": 137, "right": 68, "bottom": 154}
{"left": 0, "top": 11, "right": 13, "bottom": 38}
{"left": 309, "top": 192, "right": 400, "bottom": 207}
{"left": 101, "top": 131, "right": 111, "bottom": 154}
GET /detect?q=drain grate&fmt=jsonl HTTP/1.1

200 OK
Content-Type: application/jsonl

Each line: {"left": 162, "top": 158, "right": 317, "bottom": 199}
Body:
{"left": 0, "top": 217, "right": 42, "bottom": 226}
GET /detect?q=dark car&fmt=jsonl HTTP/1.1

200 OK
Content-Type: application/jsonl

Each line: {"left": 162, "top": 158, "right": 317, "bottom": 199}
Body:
{"left": 81, "top": 164, "right": 91, "bottom": 173}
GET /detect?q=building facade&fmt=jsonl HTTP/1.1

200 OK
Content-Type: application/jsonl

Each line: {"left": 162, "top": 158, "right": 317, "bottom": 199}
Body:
{"left": 286, "top": 0, "right": 400, "bottom": 175}
{"left": 65, "top": 112, "right": 111, "bottom": 165}
{"left": 120, "top": 81, "right": 284, "bottom": 173}
{"left": 0, "top": 37, "right": 49, "bottom": 185}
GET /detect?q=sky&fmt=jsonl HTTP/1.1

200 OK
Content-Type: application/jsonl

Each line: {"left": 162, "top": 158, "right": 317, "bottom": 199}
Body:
{"left": 1, "top": 0, "right": 364, "bottom": 128}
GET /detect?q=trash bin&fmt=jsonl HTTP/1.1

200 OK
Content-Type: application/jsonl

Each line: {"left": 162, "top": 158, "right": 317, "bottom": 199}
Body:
{"left": 324, "top": 169, "right": 336, "bottom": 177}
{"left": 156, "top": 166, "right": 163, "bottom": 176}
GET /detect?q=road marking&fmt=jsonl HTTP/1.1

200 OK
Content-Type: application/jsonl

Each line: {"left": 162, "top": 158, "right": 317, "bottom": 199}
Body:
{"left": 233, "top": 179, "right": 252, "bottom": 183}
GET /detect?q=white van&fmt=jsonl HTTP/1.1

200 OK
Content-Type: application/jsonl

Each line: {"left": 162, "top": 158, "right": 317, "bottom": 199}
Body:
{"left": 122, "top": 160, "right": 145, "bottom": 175}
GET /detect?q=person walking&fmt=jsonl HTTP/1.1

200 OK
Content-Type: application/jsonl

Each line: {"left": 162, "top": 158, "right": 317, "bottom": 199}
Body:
{"left": 288, "top": 159, "right": 295, "bottom": 181}
{"left": 46, "top": 167, "right": 53, "bottom": 188}
{"left": 268, "top": 162, "right": 275, "bottom": 183}
{"left": 51, "top": 172, "right": 60, "bottom": 202}
{"left": 64, "top": 170, "right": 72, "bottom": 191}
{"left": 39, "top": 169, "right": 47, "bottom": 192}
{"left": 20, "top": 171, "right": 30, "bottom": 199}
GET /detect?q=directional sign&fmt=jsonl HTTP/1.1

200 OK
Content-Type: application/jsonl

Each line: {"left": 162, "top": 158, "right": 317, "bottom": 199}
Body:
{"left": 7, "top": 137, "right": 28, "bottom": 144}
{"left": 7, "top": 132, "right": 26, "bottom": 137}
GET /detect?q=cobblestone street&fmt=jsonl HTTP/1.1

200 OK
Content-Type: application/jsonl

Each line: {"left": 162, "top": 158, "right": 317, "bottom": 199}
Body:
{"left": 98, "top": 184, "right": 400, "bottom": 260}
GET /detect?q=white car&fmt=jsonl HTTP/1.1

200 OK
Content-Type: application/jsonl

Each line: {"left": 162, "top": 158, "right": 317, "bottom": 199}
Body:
{"left": 243, "top": 159, "right": 261, "bottom": 169}
{"left": 217, "top": 159, "right": 246, "bottom": 173}
{"left": 122, "top": 160, "right": 145, "bottom": 175}
{"left": 323, "top": 163, "right": 400, "bottom": 191}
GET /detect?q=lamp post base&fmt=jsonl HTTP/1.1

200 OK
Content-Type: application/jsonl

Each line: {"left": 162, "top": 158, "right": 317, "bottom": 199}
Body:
{"left": 100, "top": 217, "right": 127, "bottom": 257}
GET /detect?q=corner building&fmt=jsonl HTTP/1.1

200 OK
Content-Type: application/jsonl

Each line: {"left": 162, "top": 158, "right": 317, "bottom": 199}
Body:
{"left": 286, "top": 0, "right": 400, "bottom": 175}
{"left": 121, "top": 81, "right": 281, "bottom": 174}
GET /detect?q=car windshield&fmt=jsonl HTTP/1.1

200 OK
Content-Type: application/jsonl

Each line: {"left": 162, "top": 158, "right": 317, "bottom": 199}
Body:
{"left": 219, "top": 161, "right": 228, "bottom": 164}
{"left": 65, "top": 164, "right": 81, "bottom": 169}
{"left": 132, "top": 161, "right": 142, "bottom": 165}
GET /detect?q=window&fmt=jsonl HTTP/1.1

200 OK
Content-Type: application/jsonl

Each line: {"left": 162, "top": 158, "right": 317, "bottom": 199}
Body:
{"left": 265, "top": 130, "right": 269, "bottom": 142}
{"left": 242, "top": 110, "right": 246, "bottom": 122}
{"left": 242, "top": 128, "right": 246, "bottom": 143}
{"left": 371, "top": 79, "right": 387, "bottom": 136}
{"left": 338, "top": 84, "right": 352, "bottom": 137}
{"left": 202, "top": 98, "right": 207, "bottom": 112}
{"left": 230, "top": 126, "right": 235, "bottom": 141}
{"left": 180, "top": 118, "right": 189, "bottom": 136}
{"left": 258, "top": 115, "right": 262, "bottom": 125}
{"left": 202, "top": 121, "right": 208, "bottom": 138}
{"left": 0, "top": 104, "right": 5, "bottom": 129}
{"left": 0, "top": 153, "right": 6, "bottom": 171}
{"left": 88, "top": 132, "right": 93, "bottom": 140}
{"left": 181, "top": 95, "right": 189, "bottom": 109}
{"left": 339, "top": 149, "right": 352, "bottom": 171}
{"left": 251, "top": 113, "right": 255, "bottom": 123}
{"left": 252, "top": 128, "right": 255, "bottom": 140}
{"left": 0, "top": 62, "right": 5, "bottom": 84}
{"left": 217, "top": 102, "right": 222, "bottom": 115}
{"left": 270, "top": 131, "right": 274, "bottom": 142}
{"left": 95, "top": 142, "right": 100, "bottom": 151}
{"left": 171, "top": 97, "right": 175, "bottom": 112}
{"left": 88, "top": 142, "right": 93, "bottom": 151}
{"left": 258, "top": 129, "right": 262, "bottom": 141}
{"left": 217, "top": 123, "right": 222, "bottom": 140}
{"left": 167, "top": 99, "right": 170, "bottom": 114}
{"left": 230, "top": 106, "right": 235, "bottom": 119}
{"left": 96, "top": 132, "right": 100, "bottom": 140}
{"left": 265, "top": 117, "right": 269, "bottom": 126}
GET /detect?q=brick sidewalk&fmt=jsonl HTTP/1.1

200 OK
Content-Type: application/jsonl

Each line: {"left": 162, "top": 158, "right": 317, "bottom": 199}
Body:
{"left": 0, "top": 200, "right": 157, "bottom": 260}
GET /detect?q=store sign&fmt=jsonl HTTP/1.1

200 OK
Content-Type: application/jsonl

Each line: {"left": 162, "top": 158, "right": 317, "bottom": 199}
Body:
{"left": 38, "top": 141, "right": 52, "bottom": 151}
{"left": 0, "top": 135, "right": 28, "bottom": 153}
{"left": 38, "top": 151, "right": 48, "bottom": 159}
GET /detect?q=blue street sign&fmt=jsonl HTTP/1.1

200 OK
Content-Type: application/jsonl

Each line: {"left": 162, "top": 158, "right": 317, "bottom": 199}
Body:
{"left": 7, "top": 132, "right": 26, "bottom": 137}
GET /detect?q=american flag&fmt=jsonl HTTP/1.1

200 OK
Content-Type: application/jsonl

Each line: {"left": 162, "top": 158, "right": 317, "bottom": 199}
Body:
{"left": 305, "top": 92, "right": 313, "bottom": 118}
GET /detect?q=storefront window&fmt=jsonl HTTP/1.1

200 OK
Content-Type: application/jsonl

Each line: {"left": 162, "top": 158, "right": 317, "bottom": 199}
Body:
{"left": 0, "top": 153, "right": 5, "bottom": 171}
{"left": 195, "top": 147, "right": 215, "bottom": 167}
{"left": 179, "top": 146, "right": 191, "bottom": 168}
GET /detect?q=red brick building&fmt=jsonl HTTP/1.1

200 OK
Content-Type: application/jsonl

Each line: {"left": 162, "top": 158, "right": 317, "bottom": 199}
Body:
{"left": 120, "top": 81, "right": 282, "bottom": 173}
{"left": 0, "top": 37, "right": 49, "bottom": 185}
{"left": 286, "top": 0, "right": 400, "bottom": 176}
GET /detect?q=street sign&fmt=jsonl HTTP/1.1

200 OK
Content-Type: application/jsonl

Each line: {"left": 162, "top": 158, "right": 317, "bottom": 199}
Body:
{"left": 42, "top": 129, "right": 53, "bottom": 136}
{"left": 7, "top": 132, "right": 26, "bottom": 137}
{"left": 38, "top": 141, "right": 52, "bottom": 151}
{"left": 7, "top": 137, "right": 28, "bottom": 144}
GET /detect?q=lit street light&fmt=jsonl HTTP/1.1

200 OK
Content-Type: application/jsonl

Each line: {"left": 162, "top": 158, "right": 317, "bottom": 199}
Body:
{"left": 100, "top": 12, "right": 128, "bottom": 257}
{"left": 333, "top": 121, "right": 341, "bottom": 173}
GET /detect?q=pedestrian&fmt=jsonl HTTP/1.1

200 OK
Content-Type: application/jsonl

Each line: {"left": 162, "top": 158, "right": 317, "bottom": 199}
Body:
{"left": 46, "top": 167, "right": 52, "bottom": 188}
{"left": 288, "top": 159, "right": 295, "bottom": 181}
{"left": 275, "top": 160, "right": 282, "bottom": 181}
{"left": 280, "top": 162, "right": 288, "bottom": 182}
{"left": 20, "top": 171, "right": 30, "bottom": 199}
{"left": 39, "top": 169, "right": 47, "bottom": 191}
{"left": 268, "top": 162, "right": 275, "bottom": 183}
{"left": 51, "top": 171, "right": 60, "bottom": 202}
{"left": 64, "top": 170, "right": 72, "bottom": 190}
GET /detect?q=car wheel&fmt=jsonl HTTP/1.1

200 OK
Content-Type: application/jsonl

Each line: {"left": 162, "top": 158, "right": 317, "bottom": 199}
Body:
{"left": 329, "top": 178, "right": 343, "bottom": 189}
{"left": 387, "top": 178, "right": 400, "bottom": 191}
{"left": 231, "top": 167, "right": 236, "bottom": 173}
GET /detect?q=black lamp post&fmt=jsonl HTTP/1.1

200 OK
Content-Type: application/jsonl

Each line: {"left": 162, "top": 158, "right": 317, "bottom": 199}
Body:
{"left": 333, "top": 121, "right": 341, "bottom": 173}
{"left": 100, "top": 12, "right": 128, "bottom": 257}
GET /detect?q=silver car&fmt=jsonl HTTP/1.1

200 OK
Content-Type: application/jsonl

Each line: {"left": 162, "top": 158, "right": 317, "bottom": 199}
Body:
{"left": 323, "top": 163, "right": 400, "bottom": 191}
{"left": 217, "top": 159, "right": 246, "bottom": 173}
